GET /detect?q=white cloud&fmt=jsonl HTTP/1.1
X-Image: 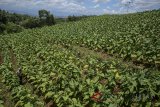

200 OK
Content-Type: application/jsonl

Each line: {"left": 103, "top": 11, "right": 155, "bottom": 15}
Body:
{"left": 0, "top": 0, "right": 88, "bottom": 14}
{"left": 121, "top": 0, "right": 132, "bottom": 4}
{"left": 115, "top": 0, "right": 160, "bottom": 13}
{"left": 132, "top": 0, "right": 160, "bottom": 12}
{"left": 93, "top": 0, "right": 110, "bottom": 3}
{"left": 58, "top": 2, "right": 87, "bottom": 14}
{"left": 0, "top": 0, "right": 159, "bottom": 15}
{"left": 103, "top": 8, "right": 118, "bottom": 14}
{"left": 94, "top": 4, "right": 100, "bottom": 8}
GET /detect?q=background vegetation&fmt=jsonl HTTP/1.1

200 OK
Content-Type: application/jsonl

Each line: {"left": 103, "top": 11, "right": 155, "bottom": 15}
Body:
{"left": 0, "top": 9, "right": 92, "bottom": 34}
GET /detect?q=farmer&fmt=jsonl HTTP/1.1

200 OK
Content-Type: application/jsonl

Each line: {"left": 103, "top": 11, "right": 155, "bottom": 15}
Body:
{"left": 16, "top": 67, "right": 23, "bottom": 85}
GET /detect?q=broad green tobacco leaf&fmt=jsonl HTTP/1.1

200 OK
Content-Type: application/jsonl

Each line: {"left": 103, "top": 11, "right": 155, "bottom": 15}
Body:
{"left": 108, "top": 104, "right": 117, "bottom": 107}
{"left": 146, "top": 102, "right": 151, "bottom": 107}
{"left": 155, "top": 102, "right": 160, "bottom": 106}
{"left": 0, "top": 104, "right": 4, "bottom": 107}
{"left": 24, "top": 102, "right": 33, "bottom": 107}
{"left": 83, "top": 95, "right": 90, "bottom": 100}
{"left": 62, "top": 96, "right": 69, "bottom": 101}
{"left": 45, "top": 92, "right": 54, "bottom": 99}
{"left": 0, "top": 100, "right": 4, "bottom": 107}
{"left": 15, "top": 101, "right": 23, "bottom": 107}
{"left": 72, "top": 98, "right": 77, "bottom": 104}
{"left": 86, "top": 79, "right": 90, "bottom": 85}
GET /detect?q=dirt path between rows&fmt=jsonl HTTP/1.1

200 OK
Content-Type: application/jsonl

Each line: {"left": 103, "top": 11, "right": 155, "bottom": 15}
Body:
{"left": 55, "top": 44, "right": 145, "bottom": 69}
{"left": 0, "top": 51, "right": 3, "bottom": 65}
{"left": 72, "top": 46, "right": 145, "bottom": 69}
{"left": 8, "top": 48, "right": 51, "bottom": 106}
{"left": 9, "top": 48, "right": 17, "bottom": 72}
{"left": 0, "top": 51, "right": 14, "bottom": 107}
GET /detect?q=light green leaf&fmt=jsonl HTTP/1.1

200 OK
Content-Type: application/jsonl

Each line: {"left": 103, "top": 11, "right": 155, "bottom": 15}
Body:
{"left": 45, "top": 91, "right": 54, "bottom": 99}
{"left": 24, "top": 102, "right": 33, "bottom": 107}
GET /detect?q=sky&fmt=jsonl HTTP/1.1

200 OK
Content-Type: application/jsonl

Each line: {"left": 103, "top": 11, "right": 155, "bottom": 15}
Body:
{"left": 0, "top": 0, "right": 160, "bottom": 16}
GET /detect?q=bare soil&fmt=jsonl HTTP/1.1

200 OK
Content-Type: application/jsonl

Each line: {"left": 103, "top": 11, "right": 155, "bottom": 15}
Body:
{"left": 72, "top": 46, "right": 145, "bottom": 70}
{"left": 0, "top": 51, "right": 3, "bottom": 65}
{"left": 9, "top": 48, "right": 17, "bottom": 72}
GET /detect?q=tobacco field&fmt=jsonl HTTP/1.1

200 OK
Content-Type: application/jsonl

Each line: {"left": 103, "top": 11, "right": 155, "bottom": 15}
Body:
{"left": 0, "top": 10, "right": 160, "bottom": 107}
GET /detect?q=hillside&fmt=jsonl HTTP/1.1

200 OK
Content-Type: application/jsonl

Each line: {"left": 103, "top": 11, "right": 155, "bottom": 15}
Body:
{"left": 0, "top": 10, "right": 160, "bottom": 107}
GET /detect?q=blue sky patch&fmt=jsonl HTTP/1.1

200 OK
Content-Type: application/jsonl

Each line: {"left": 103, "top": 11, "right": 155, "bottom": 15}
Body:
{"left": 0, "top": 0, "right": 160, "bottom": 16}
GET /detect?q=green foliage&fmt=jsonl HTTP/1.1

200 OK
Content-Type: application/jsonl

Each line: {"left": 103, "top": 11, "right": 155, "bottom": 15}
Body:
{"left": 0, "top": 89, "right": 4, "bottom": 107}
{"left": 46, "top": 14, "right": 55, "bottom": 26}
{"left": 37, "top": 9, "right": 160, "bottom": 66}
{"left": 0, "top": 22, "right": 23, "bottom": 34}
{"left": 68, "top": 15, "right": 77, "bottom": 21}
{"left": 0, "top": 9, "right": 32, "bottom": 25}
{"left": 0, "top": 9, "right": 160, "bottom": 106}
{"left": 0, "top": 63, "right": 44, "bottom": 107}
{"left": 39, "top": 9, "right": 49, "bottom": 20}
{"left": 21, "top": 18, "right": 42, "bottom": 29}
{"left": 0, "top": 24, "right": 6, "bottom": 33}
{"left": 38, "top": 9, "right": 55, "bottom": 26}
{"left": 0, "top": 9, "right": 8, "bottom": 24}
{"left": 67, "top": 15, "right": 92, "bottom": 22}
{"left": 0, "top": 9, "right": 56, "bottom": 34}
{"left": 5, "top": 22, "right": 24, "bottom": 33}
{"left": 0, "top": 40, "right": 44, "bottom": 107}
{"left": 55, "top": 17, "right": 66, "bottom": 24}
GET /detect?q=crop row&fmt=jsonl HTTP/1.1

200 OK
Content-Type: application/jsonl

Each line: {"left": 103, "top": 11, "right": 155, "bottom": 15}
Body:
{"left": 8, "top": 10, "right": 159, "bottom": 66}
{"left": 0, "top": 39, "right": 44, "bottom": 107}
{"left": 0, "top": 89, "right": 4, "bottom": 107}
{"left": 1, "top": 34, "right": 160, "bottom": 106}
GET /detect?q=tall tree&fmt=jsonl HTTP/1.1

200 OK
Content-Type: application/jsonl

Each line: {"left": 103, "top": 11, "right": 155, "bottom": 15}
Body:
{"left": 39, "top": 9, "right": 50, "bottom": 20}
{"left": 0, "top": 10, "right": 8, "bottom": 24}
{"left": 46, "top": 14, "right": 55, "bottom": 25}
{"left": 38, "top": 9, "right": 55, "bottom": 26}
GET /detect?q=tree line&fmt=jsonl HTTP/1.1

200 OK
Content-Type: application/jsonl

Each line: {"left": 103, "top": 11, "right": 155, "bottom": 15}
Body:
{"left": 0, "top": 9, "right": 56, "bottom": 34}
{"left": 0, "top": 9, "right": 93, "bottom": 34}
